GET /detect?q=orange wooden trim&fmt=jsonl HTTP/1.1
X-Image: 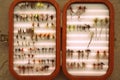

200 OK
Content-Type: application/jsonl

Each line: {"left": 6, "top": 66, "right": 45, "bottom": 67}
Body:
{"left": 9, "top": 0, "right": 61, "bottom": 80}
{"left": 62, "top": 0, "right": 114, "bottom": 80}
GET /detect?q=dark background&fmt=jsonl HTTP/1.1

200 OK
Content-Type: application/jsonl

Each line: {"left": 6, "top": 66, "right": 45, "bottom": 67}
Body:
{"left": 0, "top": 0, "right": 120, "bottom": 80}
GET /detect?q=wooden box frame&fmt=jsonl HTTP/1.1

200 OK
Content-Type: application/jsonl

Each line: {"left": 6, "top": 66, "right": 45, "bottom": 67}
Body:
{"left": 62, "top": 0, "right": 114, "bottom": 80}
{"left": 9, "top": 0, "right": 60, "bottom": 80}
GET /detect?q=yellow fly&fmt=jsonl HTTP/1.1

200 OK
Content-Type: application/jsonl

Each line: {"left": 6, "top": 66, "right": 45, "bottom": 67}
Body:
{"left": 36, "top": 2, "right": 44, "bottom": 8}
